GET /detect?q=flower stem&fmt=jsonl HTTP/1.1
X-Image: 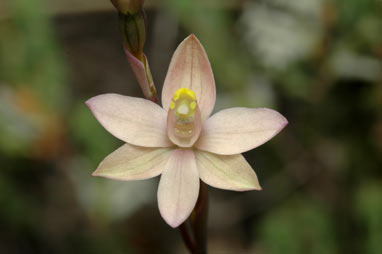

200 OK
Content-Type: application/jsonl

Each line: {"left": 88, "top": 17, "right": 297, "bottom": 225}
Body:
{"left": 180, "top": 180, "right": 209, "bottom": 253}
{"left": 179, "top": 221, "right": 196, "bottom": 253}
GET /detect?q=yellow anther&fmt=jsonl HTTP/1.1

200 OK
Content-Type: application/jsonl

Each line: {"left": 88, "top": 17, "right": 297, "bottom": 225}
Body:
{"left": 185, "top": 89, "right": 196, "bottom": 100}
{"left": 170, "top": 88, "right": 198, "bottom": 122}
{"left": 172, "top": 88, "right": 196, "bottom": 102}
{"left": 173, "top": 92, "right": 180, "bottom": 101}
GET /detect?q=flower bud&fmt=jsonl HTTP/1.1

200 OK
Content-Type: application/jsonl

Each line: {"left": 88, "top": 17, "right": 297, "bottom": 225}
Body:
{"left": 119, "top": 10, "right": 146, "bottom": 57}
{"left": 110, "top": 0, "right": 143, "bottom": 14}
{"left": 124, "top": 47, "right": 158, "bottom": 103}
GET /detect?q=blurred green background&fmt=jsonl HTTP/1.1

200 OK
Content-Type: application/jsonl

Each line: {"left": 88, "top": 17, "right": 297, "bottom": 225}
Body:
{"left": 0, "top": 0, "right": 380, "bottom": 253}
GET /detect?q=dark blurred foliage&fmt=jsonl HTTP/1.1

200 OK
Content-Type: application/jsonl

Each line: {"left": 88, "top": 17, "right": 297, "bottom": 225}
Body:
{"left": 0, "top": 0, "right": 380, "bottom": 253}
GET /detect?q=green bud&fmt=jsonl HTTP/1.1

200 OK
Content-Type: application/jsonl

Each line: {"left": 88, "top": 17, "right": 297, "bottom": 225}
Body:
{"left": 110, "top": 0, "right": 143, "bottom": 14}
{"left": 119, "top": 10, "right": 147, "bottom": 57}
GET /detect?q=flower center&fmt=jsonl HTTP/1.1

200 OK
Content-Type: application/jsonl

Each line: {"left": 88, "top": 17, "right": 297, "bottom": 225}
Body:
{"left": 169, "top": 88, "right": 197, "bottom": 138}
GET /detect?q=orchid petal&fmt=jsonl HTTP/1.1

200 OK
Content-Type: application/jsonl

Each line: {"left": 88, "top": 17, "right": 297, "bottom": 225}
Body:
{"left": 196, "top": 108, "right": 288, "bottom": 155}
{"left": 157, "top": 149, "right": 199, "bottom": 228}
{"left": 93, "top": 143, "right": 172, "bottom": 180}
{"left": 86, "top": 93, "right": 172, "bottom": 147}
{"left": 161, "top": 34, "right": 216, "bottom": 120}
{"left": 195, "top": 150, "right": 261, "bottom": 191}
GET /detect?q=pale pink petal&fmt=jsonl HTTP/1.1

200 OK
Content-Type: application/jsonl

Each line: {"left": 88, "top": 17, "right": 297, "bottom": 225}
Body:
{"left": 166, "top": 105, "right": 202, "bottom": 148}
{"left": 157, "top": 149, "right": 200, "bottom": 228}
{"left": 125, "top": 48, "right": 157, "bottom": 102}
{"left": 196, "top": 108, "right": 288, "bottom": 155}
{"left": 161, "top": 34, "right": 216, "bottom": 120}
{"left": 93, "top": 143, "right": 172, "bottom": 181}
{"left": 195, "top": 150, "right": 261, "bottom": 191}
{"left": 86, "top": 93, "right": 172, "bottom": 147}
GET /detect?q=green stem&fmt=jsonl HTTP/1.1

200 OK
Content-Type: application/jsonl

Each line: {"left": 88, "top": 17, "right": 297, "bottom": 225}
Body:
{"left": 180, "top": 180, "right": 209, "bottom": 254}
{"left": 191, "top": 181, "right": 208, "bottom": 253}
{"left": 179, "top": 221, "right": 196, "bottom": 253}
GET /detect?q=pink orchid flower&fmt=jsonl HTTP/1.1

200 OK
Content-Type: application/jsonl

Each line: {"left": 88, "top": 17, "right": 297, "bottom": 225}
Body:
{"left": 86, "top": 34, "right": 287, "bottom": 228}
